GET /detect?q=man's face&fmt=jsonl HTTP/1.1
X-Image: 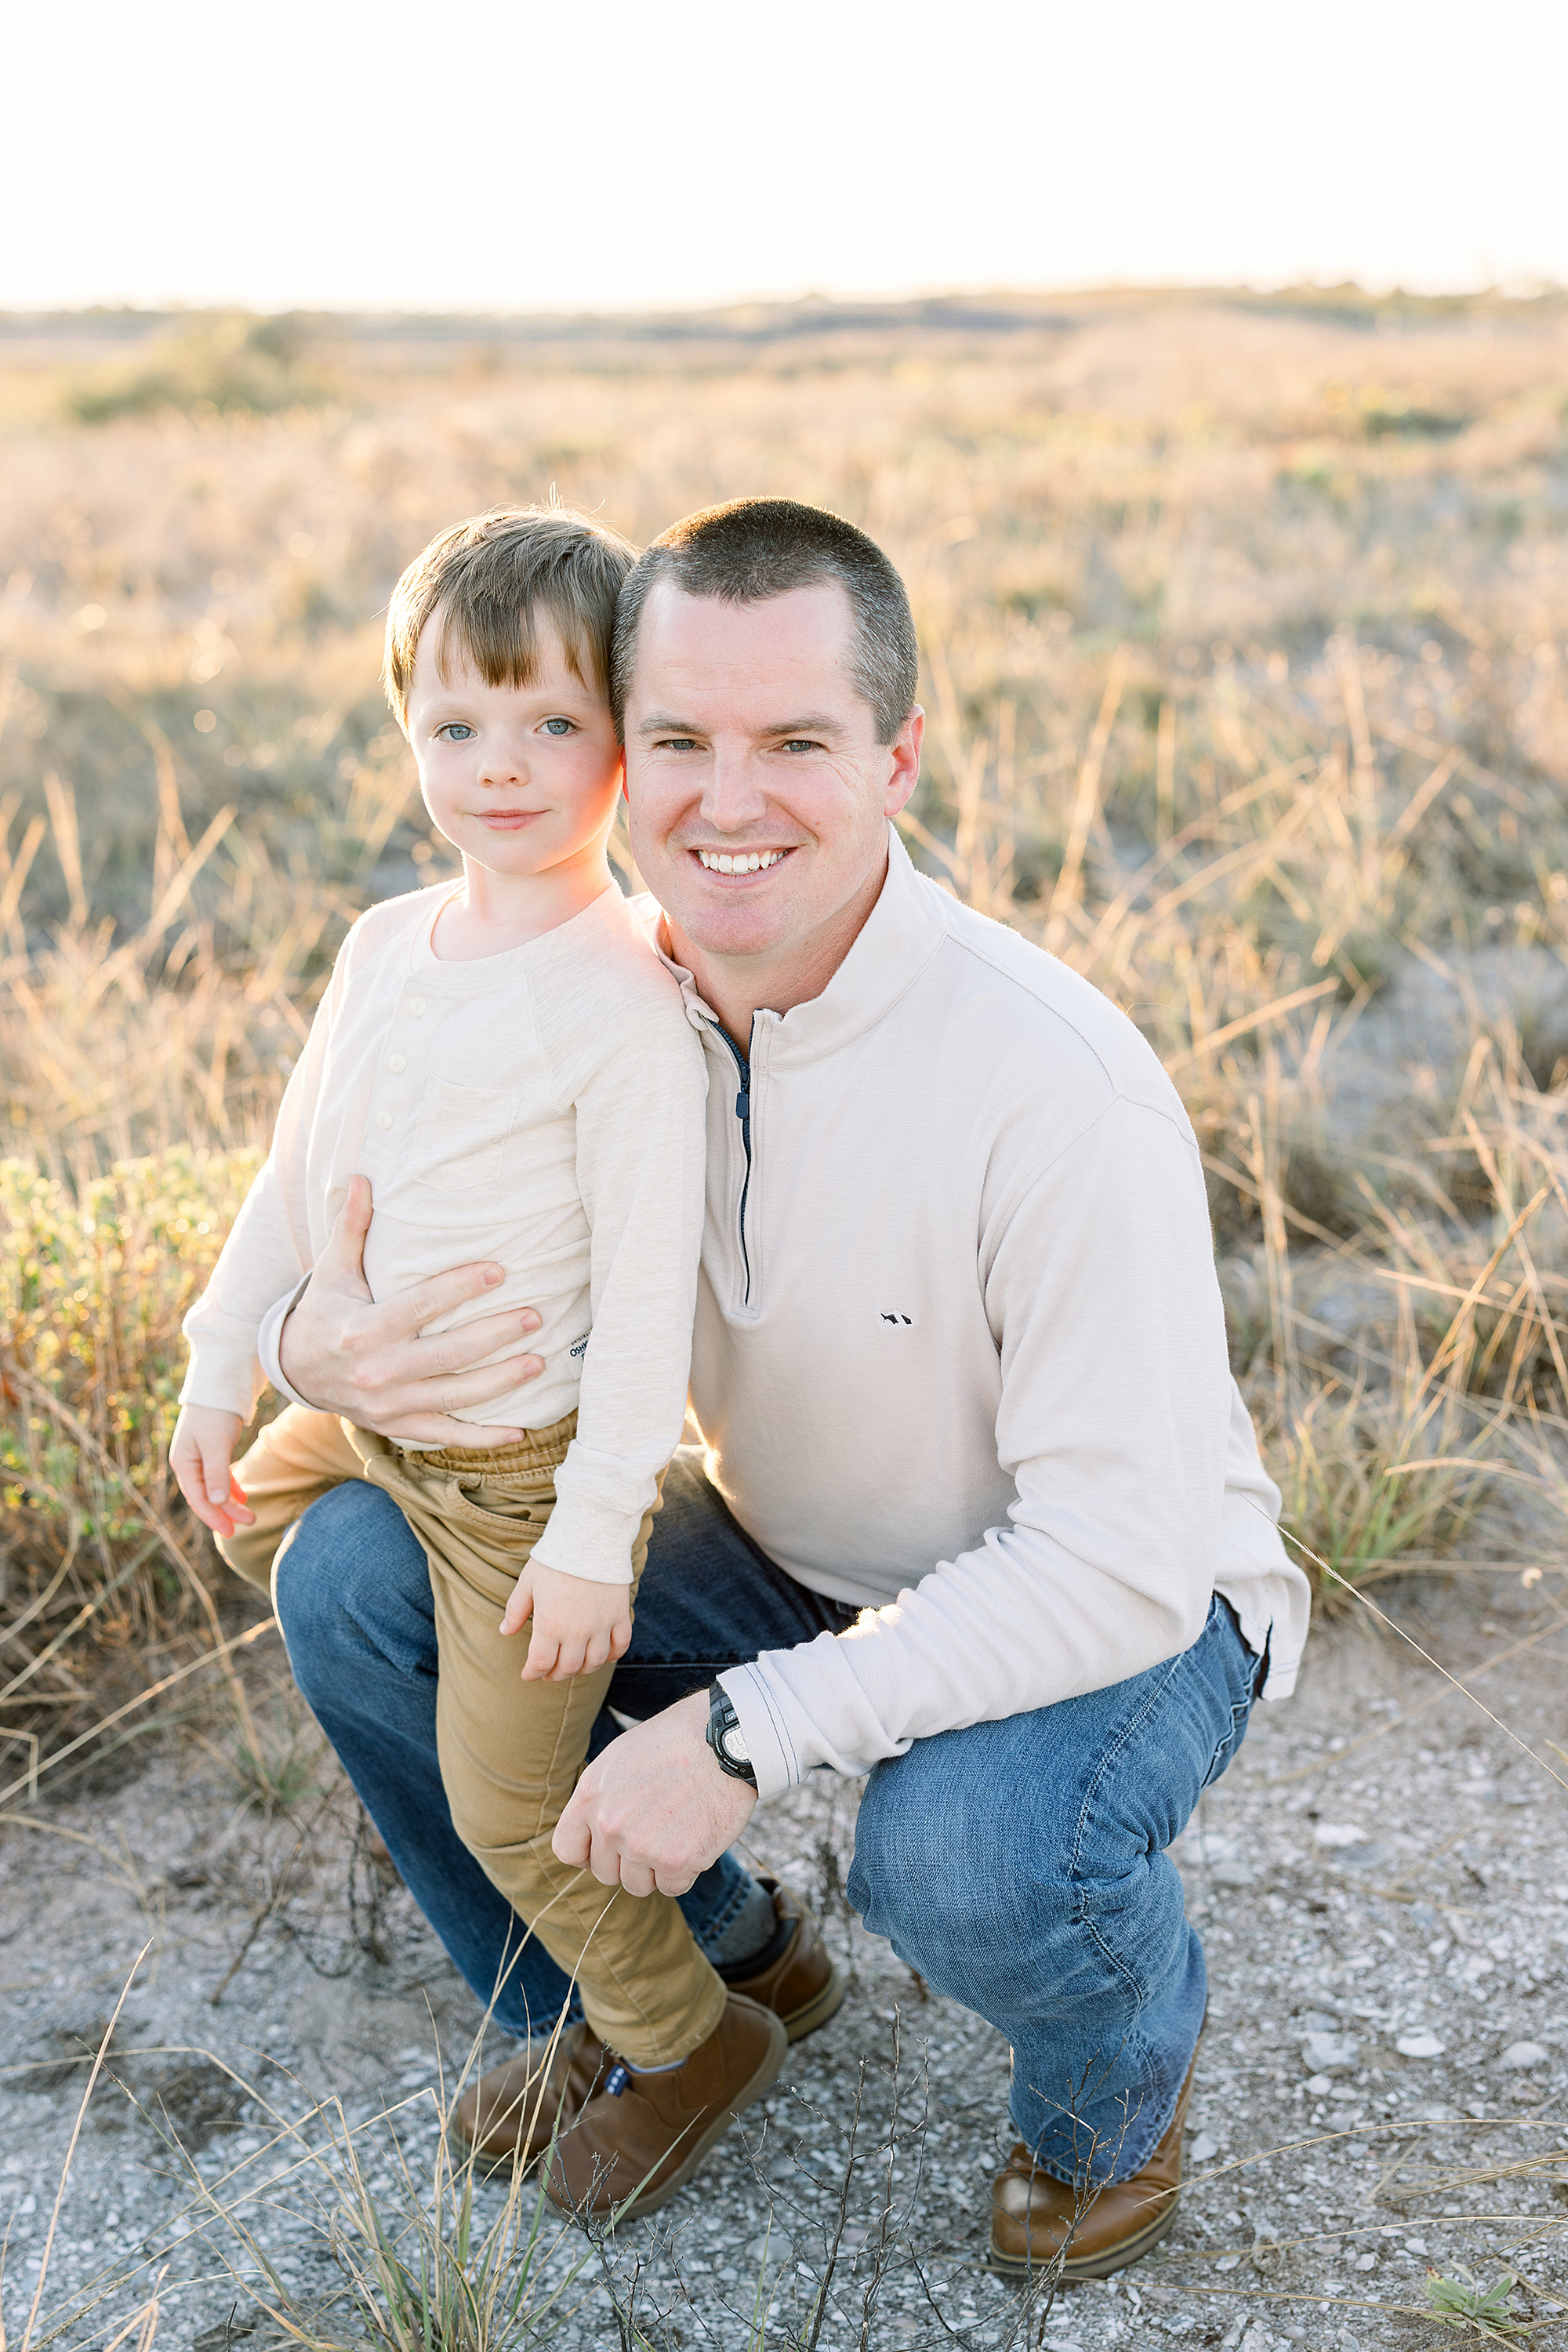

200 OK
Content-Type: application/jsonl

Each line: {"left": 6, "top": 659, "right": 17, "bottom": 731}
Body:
{"left": 622, "top": 580, "right": 921, "bottom": 971}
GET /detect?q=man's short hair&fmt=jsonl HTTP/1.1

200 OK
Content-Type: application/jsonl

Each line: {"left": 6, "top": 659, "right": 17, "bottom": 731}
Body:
{"left": 611, "top": 499, "right": 919, "bottom": 745}
{"left": 383, "top": 505, "right": 637, "bottom": 730}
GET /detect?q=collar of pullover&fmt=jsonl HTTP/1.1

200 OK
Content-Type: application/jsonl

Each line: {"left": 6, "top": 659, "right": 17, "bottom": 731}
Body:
{"left": 649, "top": 826, "right": 950, "bottom": 1065}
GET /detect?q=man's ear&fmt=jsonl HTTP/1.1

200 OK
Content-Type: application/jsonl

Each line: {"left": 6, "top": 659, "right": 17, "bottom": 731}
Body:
{"left": 883, "top": 706, "right": 924, "bottom": 818}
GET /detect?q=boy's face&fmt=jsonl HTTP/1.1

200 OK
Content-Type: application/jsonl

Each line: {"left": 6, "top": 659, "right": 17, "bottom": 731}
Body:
{"left": 405, "top": 613, "right": 622, "bottom": 882}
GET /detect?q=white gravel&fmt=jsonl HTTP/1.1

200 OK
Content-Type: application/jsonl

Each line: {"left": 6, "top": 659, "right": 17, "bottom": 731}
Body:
{"left": 2, "top": 1568, "right": 1566, "bottom": 2350}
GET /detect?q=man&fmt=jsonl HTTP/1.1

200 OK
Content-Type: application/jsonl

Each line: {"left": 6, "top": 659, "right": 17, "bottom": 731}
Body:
{"left": 263, "top": 499, "right": 1308, "bottom": 2272}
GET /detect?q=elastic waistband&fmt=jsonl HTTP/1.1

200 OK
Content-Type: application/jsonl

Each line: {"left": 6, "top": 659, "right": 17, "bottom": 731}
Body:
{"left": 355, "top": 1409, "right": 577, "bottom": 1476}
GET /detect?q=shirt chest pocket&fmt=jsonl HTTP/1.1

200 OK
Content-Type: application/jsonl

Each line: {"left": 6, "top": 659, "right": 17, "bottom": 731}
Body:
{"left": 410, "top": 1077, "right": 519, "bottom": 1191}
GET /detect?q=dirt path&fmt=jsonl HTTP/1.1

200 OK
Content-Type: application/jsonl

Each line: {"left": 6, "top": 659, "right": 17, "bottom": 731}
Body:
{"left": 3, "top": 1573, "right": 1566, "bottom": 2351}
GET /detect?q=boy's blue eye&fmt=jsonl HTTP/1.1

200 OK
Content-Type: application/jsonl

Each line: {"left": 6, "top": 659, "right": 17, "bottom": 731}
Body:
{"left": 438, "top": 723, "right": 475, "bottom": 741}
{"left": 540, "top": 717, "right": 575, "bottom": 736}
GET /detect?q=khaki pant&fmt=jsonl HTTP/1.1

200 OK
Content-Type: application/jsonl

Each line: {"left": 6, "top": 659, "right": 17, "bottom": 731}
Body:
{"left": 220, "top": 1403, "right": 725, "bottom": 2065}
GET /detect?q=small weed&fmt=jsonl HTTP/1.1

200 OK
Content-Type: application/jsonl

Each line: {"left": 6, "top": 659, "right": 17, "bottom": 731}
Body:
{"left": 1425, "top": 2263, "right": 1533, "bottom": 2337}
{"left": 227, "top": 1726, "right": 318, "bottom": 1820}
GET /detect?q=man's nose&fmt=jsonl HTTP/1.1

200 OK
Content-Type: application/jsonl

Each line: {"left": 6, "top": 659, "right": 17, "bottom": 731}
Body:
{"left": 700, "top": 746, "right": 768, "bottom": 831}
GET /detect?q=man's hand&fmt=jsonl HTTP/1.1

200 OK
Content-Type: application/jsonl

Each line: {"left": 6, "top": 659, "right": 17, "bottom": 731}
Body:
{"left": 500, "top": 1562, "right": 633, "bottom": 1683}
{"left": 553, "top": 1689, "right": 756, "bottom": 1897}
{"left": 278, "top": 1174, "right": 546, "bottom": 1445}
{"left": 170, "top": 1403, "right": 255, "bottom": 1540}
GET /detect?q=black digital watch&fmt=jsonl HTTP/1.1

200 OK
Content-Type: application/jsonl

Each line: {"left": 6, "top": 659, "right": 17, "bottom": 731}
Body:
{"left": 705, "top": 1680, "right": 758, "bottom": 1788}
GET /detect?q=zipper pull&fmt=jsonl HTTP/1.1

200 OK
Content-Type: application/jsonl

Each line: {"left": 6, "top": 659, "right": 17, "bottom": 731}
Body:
{"left": 735, "top": 1073, "right": 750, "bottom": 1121}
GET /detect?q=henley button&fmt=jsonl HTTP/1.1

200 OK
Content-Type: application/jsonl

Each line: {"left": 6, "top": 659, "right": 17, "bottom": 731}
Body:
{"left": 375, "top": 1111, "right": 393, "bottom": 1130}
{"left": 389, "top": 1053, "right": 407, "bottom": 1073}
{"left": 408, "top": 996, "right": 426, "bottom": 1016}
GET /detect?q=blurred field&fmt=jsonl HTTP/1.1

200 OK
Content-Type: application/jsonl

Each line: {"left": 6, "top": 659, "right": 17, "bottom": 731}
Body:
{"left": 4, "top": 287, "right": 1568, "bottom": 1790}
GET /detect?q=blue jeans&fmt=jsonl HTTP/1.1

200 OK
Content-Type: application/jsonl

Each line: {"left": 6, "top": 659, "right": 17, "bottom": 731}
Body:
{"left": 273, "top": 1448, "right": 1264, "bottom": 2184}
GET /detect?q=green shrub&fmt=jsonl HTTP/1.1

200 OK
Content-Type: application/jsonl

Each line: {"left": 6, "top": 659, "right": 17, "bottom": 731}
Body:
{"left": 1, "top": 1145, "right": 259, "bottom": 1584}
{"left": 65, "top": 312, "right": 334, "bottom": 425}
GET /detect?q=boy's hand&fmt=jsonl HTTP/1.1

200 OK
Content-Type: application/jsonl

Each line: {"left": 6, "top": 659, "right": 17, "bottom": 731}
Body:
{"left": 500, "top": 1563, "right": 632, "bottom": 1683}
{"left": 170, "top": 1405, "right": 256, "bottom": 1540}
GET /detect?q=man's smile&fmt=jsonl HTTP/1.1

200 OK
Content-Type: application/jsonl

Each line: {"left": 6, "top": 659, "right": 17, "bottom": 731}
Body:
{"left": 692, "top": 848, "right": 793, "bottom": 877}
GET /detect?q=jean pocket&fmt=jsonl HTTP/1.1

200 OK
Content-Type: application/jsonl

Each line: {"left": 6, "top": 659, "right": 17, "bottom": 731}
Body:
{"left": 1201, "top": 1694, "right": 1253, "bottom": 1790}
{"left": 1200, "top": 1604, "right": 1262, "bottom": 1788}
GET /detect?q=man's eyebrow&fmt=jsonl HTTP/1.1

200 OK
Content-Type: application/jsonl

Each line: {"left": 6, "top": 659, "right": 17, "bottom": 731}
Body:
{"left": 636, "top": 713, "right": 841, "bottom": 738}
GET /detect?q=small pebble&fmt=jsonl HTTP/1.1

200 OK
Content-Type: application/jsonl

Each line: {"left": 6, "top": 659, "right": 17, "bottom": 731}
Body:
{"left": 743, "top": 2227, "right": 793, "bottom": 2270}
{"left": 1301, "top": 2033, "right": 1359, "bottom": 2073}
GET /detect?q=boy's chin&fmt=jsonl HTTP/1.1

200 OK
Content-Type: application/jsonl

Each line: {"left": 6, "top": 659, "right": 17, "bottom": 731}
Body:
{"left": 459, "top": 837, "right": 555, "bottom": 875}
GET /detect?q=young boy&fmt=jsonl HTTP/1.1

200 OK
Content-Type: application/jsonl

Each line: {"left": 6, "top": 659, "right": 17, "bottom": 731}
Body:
{"left": 170, "top": 506, "right": 787, "bottom": 2192}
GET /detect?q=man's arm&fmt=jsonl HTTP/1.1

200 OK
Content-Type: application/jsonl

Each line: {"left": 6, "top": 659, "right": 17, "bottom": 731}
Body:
{"left": 718, "top": 1101, "right": 1234, "bottom": 1791}
{"left": 556, "top": 1098, "right": 1241, "bottom": 1886}
{"left": 271, "top": 1174, "right": 546, "bottom": 1446}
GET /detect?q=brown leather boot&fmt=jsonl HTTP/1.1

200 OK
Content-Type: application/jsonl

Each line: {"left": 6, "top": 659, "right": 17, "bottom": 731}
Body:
{"left": 545, "top": 1992, "right": 787, "bottom": 2217}
{"left": 989, "top": 2050, "right": 1200, "bottom": 2280}
{"left": 451, "top": 1879, "right": 841, "bottom": 2173}
{"left": 717, "top": 1878, "right": 847, "bottom": 2042}
{"left": 451, "top": 2024, "right": 608, "bottom": 2171}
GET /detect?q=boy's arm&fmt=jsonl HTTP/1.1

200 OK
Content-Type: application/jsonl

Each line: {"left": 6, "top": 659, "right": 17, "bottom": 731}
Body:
{"left": 528, "top": 1009, "right": 707, "bottom": 1588}
{"left": 180, "top": 959, "right": 342, "bottom": 1419}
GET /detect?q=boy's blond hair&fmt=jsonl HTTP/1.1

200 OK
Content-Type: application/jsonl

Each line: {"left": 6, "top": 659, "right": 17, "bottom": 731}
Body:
{"left": 383, "top": 505, "right": 637, "bottom": 730}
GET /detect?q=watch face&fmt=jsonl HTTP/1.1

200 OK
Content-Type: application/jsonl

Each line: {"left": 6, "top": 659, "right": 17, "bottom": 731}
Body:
{"left": 719, "top": 1722, "right": 750, "bottom": 1766}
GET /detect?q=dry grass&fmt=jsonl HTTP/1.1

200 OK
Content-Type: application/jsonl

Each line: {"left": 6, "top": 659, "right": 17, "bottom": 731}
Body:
{"left": 3, "top": 285, "right": 1568, "bottom": 1779}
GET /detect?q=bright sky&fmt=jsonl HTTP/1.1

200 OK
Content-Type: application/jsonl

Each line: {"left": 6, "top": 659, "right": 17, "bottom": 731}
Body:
{"left": 6, "top": 0, "right": 1565, "bottom": 313}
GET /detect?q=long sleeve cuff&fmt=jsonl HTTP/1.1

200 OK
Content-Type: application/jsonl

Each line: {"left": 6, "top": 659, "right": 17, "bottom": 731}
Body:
{"left": 717, "top": 1635, "right": 915, "bottom": 1801}
{"left": 178, "top": 1348, "right": 266, "bottom": 1422}
{"left": 257, "top": 1278, "right": 314, "bottom": 1408}
{"left": 529, "top": 1439, "right": 663, "bottom": 1586}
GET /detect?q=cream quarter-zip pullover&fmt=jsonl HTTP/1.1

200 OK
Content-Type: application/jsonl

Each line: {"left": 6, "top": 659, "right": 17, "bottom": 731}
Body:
{"left": 668, "top": 830, "right": 1309, "bottom": 1799}
{"left": 183, "top": 881, "right": 706, "bottom": 1587}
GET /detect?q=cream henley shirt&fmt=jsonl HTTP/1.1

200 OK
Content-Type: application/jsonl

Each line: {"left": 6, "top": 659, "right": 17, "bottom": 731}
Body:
{"left": 181, "top": 880, "right": 707, "bottom": 1588}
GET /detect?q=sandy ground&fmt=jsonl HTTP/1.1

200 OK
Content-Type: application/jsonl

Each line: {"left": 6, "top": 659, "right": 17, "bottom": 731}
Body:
{"left": 3, "top": 1573, "right": 1567, "bottom": 2352}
